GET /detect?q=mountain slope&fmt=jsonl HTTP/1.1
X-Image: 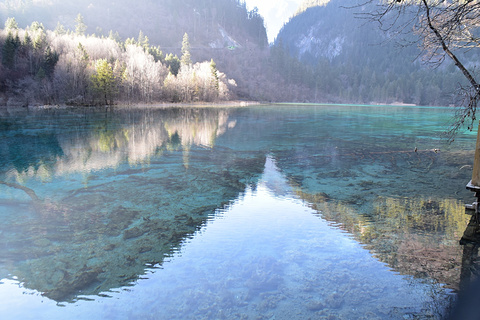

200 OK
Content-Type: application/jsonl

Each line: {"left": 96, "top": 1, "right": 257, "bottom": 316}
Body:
{"left": 274, "top": 0, "right": 465, "bottom": 105}
{"left": 0, "top": 0, "right": 276, "bottom": 103}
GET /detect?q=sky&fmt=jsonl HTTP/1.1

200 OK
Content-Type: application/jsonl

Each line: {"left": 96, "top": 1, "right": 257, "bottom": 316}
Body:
{"left": 244, "top": 0, "right": 303, "bottom": 43}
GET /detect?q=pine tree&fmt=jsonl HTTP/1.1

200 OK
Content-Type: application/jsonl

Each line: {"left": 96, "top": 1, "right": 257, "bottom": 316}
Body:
{"left": 23, "top": 32, "right": 32, "bottom": 48}
{"left": 181, "top": 33, "right": 192, "bottom": 66}
{"left": 30, "top": 21, "right": 44, "bottom": 32}
{"left": 75, "top": 14, "right": 87, "bottom": 36}
{"left": 210, "top": 59, "right": 219, "bottom": 96}
{"left": 165, "top": 53, "right": 181, "bottom": 76}
{"left": 42, "top": 46, "right": 59, "bottom": 79}
{"left": 2, "top": 32, "right": 18, "bottom": 68}
{"left": 125, "top": 37, "right": 137, "bottom": 46}
{"left": 108, "top": 30, "right": 121, "bottom": 43}
{"left": 23, "top": 31, "right": 34, "bottom": 74}
{"left": 54, "top": 22, "right": 67, "bottom": 36}
{"left": 33, "top": 29, "right": 46, "bottom": 51}
{"left": 137, "top": 30, "right": 150, "bottom": 51}
{"left": 77, "top": 43, "right": 89, "bottom": 62}
{"left": 4, "top": 17, "right": 18, "bottom": 31}
{"left": 14, "top": 32, "right": 21, "bottom": 49}
{"left": 36, "top": 67, "right": 46, "bottom": 80}
{"left": 91, "top": 59, "right": 116, "bottom": 105}
{"left": 148, "top": 46, "right": 164, "bottom": 63}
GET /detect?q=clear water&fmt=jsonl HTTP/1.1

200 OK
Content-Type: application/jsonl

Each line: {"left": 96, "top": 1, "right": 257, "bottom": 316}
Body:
{"left": 0, "top": 104, "right": 475, "bottom": 319}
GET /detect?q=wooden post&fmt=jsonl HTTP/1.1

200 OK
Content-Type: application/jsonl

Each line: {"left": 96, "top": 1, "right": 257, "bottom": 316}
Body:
{"left": 472, "top": 121, "right": 480, "bottom": 187}
{"left": 466, "top": 121, "right": 480, "bottom": 214}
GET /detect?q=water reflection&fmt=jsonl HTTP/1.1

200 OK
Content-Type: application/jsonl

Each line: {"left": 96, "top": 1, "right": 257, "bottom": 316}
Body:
{"left": 296, "top": 190, "right": 468, "bottom": 290}
{"left": 0, "top": 155, "right": 453, "bottom": 319}
{"left": 0, "top": 107, "right": 264, "bottom": 302}
{"left": 0, "top": 105, "right": 476, "bottom": 319}
{"left": 1, "top": 108, "right": 237, "bottom": 181}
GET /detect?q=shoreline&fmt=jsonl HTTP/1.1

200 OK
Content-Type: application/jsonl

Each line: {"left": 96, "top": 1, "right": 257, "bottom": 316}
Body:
{"left": 0, "top": 100, "right": 262, "bottom": 111}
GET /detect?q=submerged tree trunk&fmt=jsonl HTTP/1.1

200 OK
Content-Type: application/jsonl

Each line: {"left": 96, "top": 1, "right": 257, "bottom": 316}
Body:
{"left": 0, "top": 180, "right": 40, "bottom": 202}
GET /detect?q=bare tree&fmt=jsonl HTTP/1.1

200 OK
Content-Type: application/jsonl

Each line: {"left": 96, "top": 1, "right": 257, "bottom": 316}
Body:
{"left": 364, "top": 0, "right": 480, "bottom": 139}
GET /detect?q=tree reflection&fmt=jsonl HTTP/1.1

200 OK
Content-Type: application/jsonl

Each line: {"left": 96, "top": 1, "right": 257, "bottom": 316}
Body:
{"left": 0, "top": 107, "right": 263, "bottom": 303}
{"left": 1, "top": 108, "right": 236, "bottom": 182}
{"left": 296, "top": 189, "right": 469, "bottom": 290}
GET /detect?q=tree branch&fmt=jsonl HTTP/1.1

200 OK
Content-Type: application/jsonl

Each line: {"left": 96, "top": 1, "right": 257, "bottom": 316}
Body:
{"left": 422, "top": 0, "right": 479, "bottom": 91}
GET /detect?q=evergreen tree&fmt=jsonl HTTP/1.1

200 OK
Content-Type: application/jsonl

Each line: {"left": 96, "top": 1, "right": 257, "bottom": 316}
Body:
{"left": 125, "top": 37, "right": 136, "bottom": 47}
{"left": 75, "top": 14, "right": 87, "bottom": 36}
{"left": 2, "top": 32, "right": 18, "bottom": 68}
{"left": 148, "top": 46, "right": 164, "bottom": 63}
{"left": 112, "top": 59, "right": 126, "bottom": 93}
{"left": 137, "top": 30, "right": 149, "bottom": 51}
{"left": 42, "top": 46, "right": 59, "bottom": 79}
{"left": 210, "top": 59, "right": 219, "bottom": 95}
{"left": 14, "top": 32, "right": 21, "bottom": 49}
{"left": 77, "top": 43, "right": 89, "bottom": 62}
{"left": 91, "top": 59, "right": 116, "bottom": 105}
{"left": 108, "top": 30, "right": 122, "bottom": 44}
{"left": 181, "top": 33, "right": 192, "bottom": 66}
{"left": 4, "top": 17, "right": 18, "bottom": 31}
{"left": 32, "top": 28, "right": 47, "bottom": 51}
{"left": 23, "top": 32, "right": 32, "bottom": 48}
{"left": 30, "top": 21, "right": 44, "bottom": 32}
{"left": 35, "top": 67, "right": 46, "bottom": 80}
{"left": 23, "top": 31, "right": 34, "bottom": 74}
{"left": 165, "top": 53, "right": 181, "bottom": 76}
{"left": 54, "top": 22, "right": 67, "bottom": 36}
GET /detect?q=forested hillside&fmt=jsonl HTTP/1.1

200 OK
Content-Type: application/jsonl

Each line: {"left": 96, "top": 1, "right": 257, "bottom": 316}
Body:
{"left": 274, "top": 0, "right": 466, "bottom": 106}
{"left": 0, "top": 0, "right": 276, "bottom": 106}
{"left": 0, "top": 0, "right": 267, "bottom": 48}
{"left": 0, "top": 20, "right": 239, "bottom": 105}
{"left": 0, "top": 0, "right": 472, "bottom": 106}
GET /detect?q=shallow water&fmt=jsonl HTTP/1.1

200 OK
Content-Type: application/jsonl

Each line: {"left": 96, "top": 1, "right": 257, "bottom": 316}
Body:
{"left": 0, "top": 104, "right": 476, "bottom": 319}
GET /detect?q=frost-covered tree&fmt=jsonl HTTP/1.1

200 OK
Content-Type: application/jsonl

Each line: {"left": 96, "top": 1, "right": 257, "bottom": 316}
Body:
{"left": 75, "top": 14, "right": 87, "bottom": 36}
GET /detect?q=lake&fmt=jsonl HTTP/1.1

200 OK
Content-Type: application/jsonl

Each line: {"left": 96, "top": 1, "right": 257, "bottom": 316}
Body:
{"left": 0, "top": 104, "right": 477, "bottom": 319}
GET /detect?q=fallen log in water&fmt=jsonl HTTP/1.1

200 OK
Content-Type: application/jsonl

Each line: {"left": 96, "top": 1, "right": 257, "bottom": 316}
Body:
{"left": 0, "top": 180, "right": 40, "bottom": 202}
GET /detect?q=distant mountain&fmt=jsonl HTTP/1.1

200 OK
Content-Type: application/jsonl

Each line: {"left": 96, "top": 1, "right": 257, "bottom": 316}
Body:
{"left": 274, "top": 0, "right": 466, "bottom": 105}
{"left": 295, "top": 0, "right": 330, "bottom": 15}
{"left": 279, "top": 0, "right": 396, "bottom": 65}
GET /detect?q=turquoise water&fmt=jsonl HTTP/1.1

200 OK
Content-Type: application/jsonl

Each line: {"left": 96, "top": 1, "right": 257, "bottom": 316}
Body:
{"left": 0, "top": 104, "right": 476, "bottom": 319}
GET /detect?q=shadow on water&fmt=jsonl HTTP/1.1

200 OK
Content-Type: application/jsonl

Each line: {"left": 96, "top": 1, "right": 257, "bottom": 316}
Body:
{"left": 459, "top": 214, "right": 480, "bottom": 290}
{"left": 446, "top": 213, "right": 480, "bottom": 319}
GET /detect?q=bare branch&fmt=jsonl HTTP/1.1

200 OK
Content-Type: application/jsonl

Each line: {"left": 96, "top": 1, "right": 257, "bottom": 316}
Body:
{"left": 363, "top": 0, "right": 480, "bottom": 140}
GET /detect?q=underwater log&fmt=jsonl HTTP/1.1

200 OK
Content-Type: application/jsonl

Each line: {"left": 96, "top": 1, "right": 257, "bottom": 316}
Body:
{"left": 0, "top": 180, "right": 40, "bottom": 202}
